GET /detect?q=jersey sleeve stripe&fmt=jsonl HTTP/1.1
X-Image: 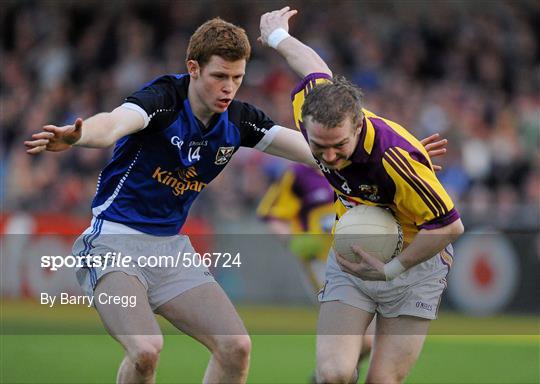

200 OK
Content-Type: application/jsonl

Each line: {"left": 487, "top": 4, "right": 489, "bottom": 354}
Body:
{"left": 290, "top": 72, "right": 333, "bottom": 101}
{"left": 122, "top": 102, "right": 150, "bottom": 128}
{"left": 419, "top": 208, "right": 460, "bottom": 230}
{"left": 385, "top": 149, "right": 445, "bottom": 216}
{"left": 253, "top": 125, "right": 283, "bottom": 151}
{"left": 383, "top": 151, "right": 442, "bottom": 217}
{"left": 390, "top": 148, "right": 449, "bottom": 215}
{"left": 306, "top": 79, "right": 313, "bottom": 94}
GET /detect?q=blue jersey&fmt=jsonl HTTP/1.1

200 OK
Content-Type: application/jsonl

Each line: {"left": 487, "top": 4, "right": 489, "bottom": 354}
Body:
{"left": 91, "top": 74, "right": 279, "bottom": 235}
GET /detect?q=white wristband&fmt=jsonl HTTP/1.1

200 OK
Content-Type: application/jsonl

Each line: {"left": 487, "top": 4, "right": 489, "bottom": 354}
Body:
{"left": 384, "top": 258, "right": 406, "bottom": 281}
{"left": 267, "top": 28, "right": 290, "bottom": 49}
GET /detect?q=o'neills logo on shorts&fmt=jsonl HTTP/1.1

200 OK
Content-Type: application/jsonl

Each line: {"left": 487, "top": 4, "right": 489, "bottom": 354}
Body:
{"left": 152, "top": 166, "right": 207, "bottom": 196}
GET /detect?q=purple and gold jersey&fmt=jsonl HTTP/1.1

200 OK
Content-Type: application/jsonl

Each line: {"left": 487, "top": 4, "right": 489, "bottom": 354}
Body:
{"left": 257, "top": 163, "right": 335, "bottom": 234}
{"left": 291, "top": 73, "right": 460, "bottom": 244}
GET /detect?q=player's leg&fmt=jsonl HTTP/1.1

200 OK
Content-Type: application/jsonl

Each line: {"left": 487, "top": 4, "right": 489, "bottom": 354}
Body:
{"left": 316, "top": 301, "right": 374, "bottom": 383}
{"left": 94, "top": 272, "right": 163, "bottom": 384}
{"left": 156, "top": 281, "right": 251, "bottom": 384}
{"left": 357, "top": 318, "right": 375, "bottom": 365}
{"left": 315, "top": 264, "right": 373, "bottom": 377}
{"left": 364, "top": 248, "right": 450, "bottom": 383}
{"left": 365, "top": 315, "right": 431, "bottom": 384}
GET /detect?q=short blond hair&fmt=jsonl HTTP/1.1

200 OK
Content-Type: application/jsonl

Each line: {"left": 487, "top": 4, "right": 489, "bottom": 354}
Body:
{"left": 302, "top": 76, "right": 364, "bottom": 128}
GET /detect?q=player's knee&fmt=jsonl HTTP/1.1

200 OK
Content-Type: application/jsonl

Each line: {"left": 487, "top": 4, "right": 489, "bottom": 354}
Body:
{"left": 225, "top": 334, "right": 251, "bottom": 362}
{"left": 214, "top": 334, "right": 251, "bottom": 368}
{"left": 129, "top": 335, "right": 163, "bottom": 377}
{"left": 316, "top": 361, "right": 356, "bottom": 383}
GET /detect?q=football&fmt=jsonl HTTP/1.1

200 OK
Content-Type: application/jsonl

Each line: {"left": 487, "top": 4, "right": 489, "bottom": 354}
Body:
{"left": 333, "top": 205, "right": 403, "bottom": 263}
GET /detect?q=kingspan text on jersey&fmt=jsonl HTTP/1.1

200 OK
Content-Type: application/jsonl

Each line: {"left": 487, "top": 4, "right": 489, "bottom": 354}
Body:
{"left": 152, "top": 166, "right": 207, "bottom": 196}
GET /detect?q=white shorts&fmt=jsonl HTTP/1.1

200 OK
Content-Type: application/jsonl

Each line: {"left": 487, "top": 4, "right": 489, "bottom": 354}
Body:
{"left": 318, "top": 246, "right": 453, "bottom": 320}
{"left": 73, "top": 218, "right": 215, "bottom": 311}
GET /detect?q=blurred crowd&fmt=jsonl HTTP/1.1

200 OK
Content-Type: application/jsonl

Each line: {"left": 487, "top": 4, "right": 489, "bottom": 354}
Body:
{"left": 1, "top": 0, "right": 539, "bottom": 230}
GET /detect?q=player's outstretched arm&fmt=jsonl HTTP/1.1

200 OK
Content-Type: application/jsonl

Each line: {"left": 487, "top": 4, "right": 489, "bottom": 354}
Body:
{"left": 264, "top": 128, "right": 317, "bottom": 168}
{"left": 24, "top": 106, "right": 145, "bottom": 154}
{"left": 259, "top": 7, "right": 332, "bottom": 78}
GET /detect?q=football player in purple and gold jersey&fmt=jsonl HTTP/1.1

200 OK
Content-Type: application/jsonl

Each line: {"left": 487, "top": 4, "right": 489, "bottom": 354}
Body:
{"left": 257, "top": 135, "right": 448, "bottom": 291}
{"left": 256, "top": 134, "right": 447, "bottom": 382}
{"left": 260, "top": 7, "right": 464, "bottom": 384}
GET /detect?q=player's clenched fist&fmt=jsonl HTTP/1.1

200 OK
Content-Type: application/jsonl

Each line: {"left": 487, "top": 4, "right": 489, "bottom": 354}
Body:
{"left": 259, "top": 6, "right": 297, "bottom": 47}
{"left": 24, "top": 118, "right": 82, "bottom": 154}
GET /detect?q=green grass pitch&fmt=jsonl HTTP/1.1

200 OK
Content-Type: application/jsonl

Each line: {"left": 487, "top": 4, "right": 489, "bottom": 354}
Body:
{"left": 1, "top": 301, "right": 538, "bottom": 383}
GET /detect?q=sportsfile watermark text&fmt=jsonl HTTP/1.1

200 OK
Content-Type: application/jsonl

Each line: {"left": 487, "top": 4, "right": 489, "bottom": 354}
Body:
{"left": 41, "top": 251, "right": 242, "bottom": 271}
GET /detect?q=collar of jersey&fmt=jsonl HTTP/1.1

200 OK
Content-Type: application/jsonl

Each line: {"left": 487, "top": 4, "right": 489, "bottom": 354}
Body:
{"left": 349, "top": 113, "right": 375, "bottom": 165}
{"left": 183, "top": 97, "right": 226, "bottom": 136}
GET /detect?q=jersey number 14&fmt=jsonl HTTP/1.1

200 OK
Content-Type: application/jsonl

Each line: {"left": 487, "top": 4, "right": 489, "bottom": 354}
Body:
{"left": 188, "top": 147, "right": 201, "bottom": 162}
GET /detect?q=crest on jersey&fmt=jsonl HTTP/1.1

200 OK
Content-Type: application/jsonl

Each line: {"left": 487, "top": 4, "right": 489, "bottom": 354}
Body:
{"left": 215, "top": 146, "right": 234, "bottom": 165}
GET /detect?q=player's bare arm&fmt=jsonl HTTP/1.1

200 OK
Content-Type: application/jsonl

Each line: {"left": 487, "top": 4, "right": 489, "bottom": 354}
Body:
{"left": 25, "top": 106, "right": 145, "bottom": 154}
{"left": 260, "top": 8, "right": 448, "bottom": 171}
{"left": 259, "top": 7, "right": 331, "bottom": 78}
{"left": 263, "top": 128, "right": 317, "bottom": 168}
{"left": 337, "top": 218, "right": 464, "bottom": 281}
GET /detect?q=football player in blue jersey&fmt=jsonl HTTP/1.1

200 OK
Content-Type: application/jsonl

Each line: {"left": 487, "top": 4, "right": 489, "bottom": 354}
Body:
{"left": 260, "top": 7, "right": 464, "bottom": 384}
{"left": 25, "top": 18, "right": 317, "bottom": 384}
